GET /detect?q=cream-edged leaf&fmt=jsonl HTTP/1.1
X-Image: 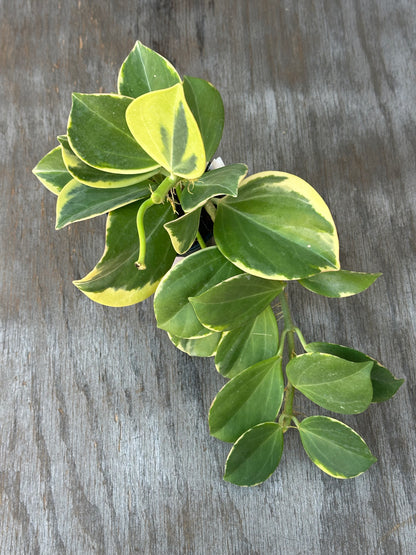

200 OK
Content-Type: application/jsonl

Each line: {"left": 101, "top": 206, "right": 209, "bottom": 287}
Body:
{"left": 153, "top": 247, "right": 241, "bottom": 339}
{"left": 32, "top": 146, "right": 72, "bottom": 195}
{"left": 183, "top": 75, "right": 224, "bottom": 160}
{"left": 189, "top": 273, "right": 284, "bottom": 332}
{"left": 215, "top": 306, "right": 279, "bottom": 378}
{"left": 305, "top": 342, "right": 404, "bottom": 403}
{"left": 74, "top": 201, "right": 175, "bottom": 306}
{"left": 214, "top": 171, "right": 339, "bottom": 280}
{"left": 209, "top": 356, "right": 284, "bottom": 443}
{"left": 164, "top": 208, "right": 201, "bottom": 254}
{"left": 299, "top": 270, "right": 381, "bottom": 297}
{"left": 168, "top": 331, "right": 222, "bottom": 357}
{"left": 118, "top": 41, "right": 181, "bottom": 98}
{"left": 298, "top": 416, "right": 377, "bottom": 478}
{"left": 224, "top": 423, "right": 284, "bottom": 486}
{"left": 56, "top": 179, "right": 151, "bottom": 229}
{"left": 180, "top": 164, "right": 248, "bottom": 213}
{"left": 58, "top": 135, "right": 159, "bottom": 188}
{"left": 287, "top": 353, "right": 373, "bottom": 414}
{"left": 68, "top": 93, "right": 159, "bottom": 174}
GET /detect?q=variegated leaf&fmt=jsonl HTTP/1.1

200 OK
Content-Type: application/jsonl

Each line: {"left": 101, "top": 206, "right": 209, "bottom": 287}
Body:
{"left": 126, "top": 83, "right": 206, "bottom": 179}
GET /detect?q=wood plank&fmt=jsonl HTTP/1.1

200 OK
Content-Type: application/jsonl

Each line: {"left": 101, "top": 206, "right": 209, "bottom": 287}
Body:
{"left": 1, "top": 0, "right": 415, "bottom": 552}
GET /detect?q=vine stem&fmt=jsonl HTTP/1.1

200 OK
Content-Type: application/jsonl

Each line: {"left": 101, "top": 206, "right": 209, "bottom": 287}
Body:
{"left": 279, "top": 289, "right": 296, "bottom": 358}
{"left": 278, "top": 289, "right": 297, "bottom": 432}
{"left": 135, "top": 174, "right": 178, "bottom": 269}
{"left": 196, "top": 231, "right": 207, "bottom": 249}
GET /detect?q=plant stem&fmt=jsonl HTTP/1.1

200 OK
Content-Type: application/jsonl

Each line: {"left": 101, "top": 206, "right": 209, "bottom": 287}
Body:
{"left": 135, "top": 175, "right": 178, "bottom": 269}
{"left": 151, "top": 174, "right": 178, "bottom": 204}
{"left": 293, "top": 327, "right": 308, "bottom": 351}
{"left": 281, "top": 382, "right": 295, "bottom": 432}
{"left": 135, "top": 197, "right": 154, "bottom": 269}
{"left": 278, "top": 289, "right": 297, "bottom": 432}
{"left": 279, "top": 290, "right": 296, "bottom": 359}
{"left": 196, "top": 231, "right": 207, "bottom": 249}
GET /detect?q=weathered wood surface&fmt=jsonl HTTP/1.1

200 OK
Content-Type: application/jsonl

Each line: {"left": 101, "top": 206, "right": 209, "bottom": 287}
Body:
{"left": 1, "top": 0, "right": 415, "bottom": 553}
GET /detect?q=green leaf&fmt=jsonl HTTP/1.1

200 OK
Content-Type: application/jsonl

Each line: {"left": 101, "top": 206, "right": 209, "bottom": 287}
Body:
{"left": 153, "top": 246, "right": 241, "bottom": 339}
{"left": 215, "top": 306, "right": 279, "bottom": 378}
{"left": 163, "top": 208, "right": 201, "bottom": 254}
{"left": 183, "top": 75, "right": 224, "bottom": 160}
{"left": 32, "top": 146, "right": 73, "bottom": 195}
{"left": 68, "top": 93, "right": 159, "bottom": 174}
{"left": 286, "top": 353, "right": 373, "bottom": 414}
{"left": 299, "top": 269, "right": 381, "bottom": 298}
{"left": 298, "top": 416, "right": 377, "bottom": 478}
{"left": 189, "top": 274, "right": 284, "bottom": 332}
{"left": 118, "top": 40, "right": 181, "bottom": 98}
{"left": 305, "top": 342, "right": 404, "bottom": 403}
{"left": 74, "top": 201, "right": 175, "bottom": 306}
{"left": 214, "top": 171, "right": 340, "bottom": 280}
{"left": 126, "top": 83, "right": 206, "bottom": 179}
{"left": 224, "top": 423, "right": 284, "bottom": 486}
{"left": 168, "top": 331, "right": 222, "bottom": 357}
{"left": 56, "top": 179, "right": 151, "bottom": 229}
{"left": 58, "top": 135, "right": 159, "bottom": 189}
{"left": 209, "top": 356, "right": 284, "bottom": 443}
{"left": 180, "top": 164, "right": 248, "bottom": 213}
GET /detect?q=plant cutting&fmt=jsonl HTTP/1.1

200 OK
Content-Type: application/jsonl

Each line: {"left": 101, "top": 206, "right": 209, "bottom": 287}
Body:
{"left": 33, "top": 41, "right": 403, "bottom": 486}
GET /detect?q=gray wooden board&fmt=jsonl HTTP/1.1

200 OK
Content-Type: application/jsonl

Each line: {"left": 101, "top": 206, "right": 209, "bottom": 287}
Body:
{"left": 1, "top": 0, "right": 415, "bottom": 553}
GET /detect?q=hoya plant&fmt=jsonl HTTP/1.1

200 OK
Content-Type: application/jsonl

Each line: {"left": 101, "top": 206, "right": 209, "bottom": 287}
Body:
{"left": 33, "top": 41, "right": 403, "bottom": 486}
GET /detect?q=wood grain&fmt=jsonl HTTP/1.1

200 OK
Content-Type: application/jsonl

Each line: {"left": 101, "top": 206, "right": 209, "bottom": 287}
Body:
{"left": 1, "top": 0, "right": 415, "bottom": 553}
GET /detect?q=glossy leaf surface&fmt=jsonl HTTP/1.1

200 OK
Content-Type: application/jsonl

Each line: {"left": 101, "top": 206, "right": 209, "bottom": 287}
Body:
{"left": 118, "top": 40, "right": 181, "bottom": 98}
{"left": 74, "top": 201, "right": 175, "bottom": 306}
{"left": 68, "top": 94, "right": 159, "bottom": 174}
{"left": 126, "top": 83, "right": 206, "bottom": 179}
{"left": 183, "top": 75, "right": 224, "bottom": 160}
{"left": 154, "top": 247, "right": 241, "bottom": 339}
{"left": 59, "top": 135, "right": 158, "bottom": 189}
{"left": 32, "top": 146, "right": 72, "bottom": 195}
{"left": 299, "top": 269, "right": 381, "bottom": 297}
{"left": 190, "top": 274, "right": 284, "bottom": 332}
{"left": 214, "top": 171, "right": 339, "bottom": 280}
{"left": 305, "top": 342, "right": 404, "bottom": 402}
{"left": 56, "top": 179, "right": 151, "bottom": 229}
{"left": 287, "top": 353, "right": 373, "bottom": 414}
{"left": 180, "top": 164, "right": 248, "bottom": 213}
{"left": 168, "top": 331, "right": 221, "bottom": 357}
{"left": 164, "top": 208, "right": 201, "bottom": 254}
{"left": 224, "top": 423, "right": 284, "bottom": 486}
{"left": 298, "top": 416, "right": 377, "bottom": 478}
{"left": 215, "top": 306, "right": 279, "bottom": 378}
{"left": 209, "top": 356, "right": 284, "bottom": 443}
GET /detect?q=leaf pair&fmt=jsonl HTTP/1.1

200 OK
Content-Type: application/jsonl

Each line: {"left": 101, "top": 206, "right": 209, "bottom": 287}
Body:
{"left": 224, "top": 415, "right": 377, "bottom": 486}
{"left": 154, "top": 247, "right": 284, "bottom": 343}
